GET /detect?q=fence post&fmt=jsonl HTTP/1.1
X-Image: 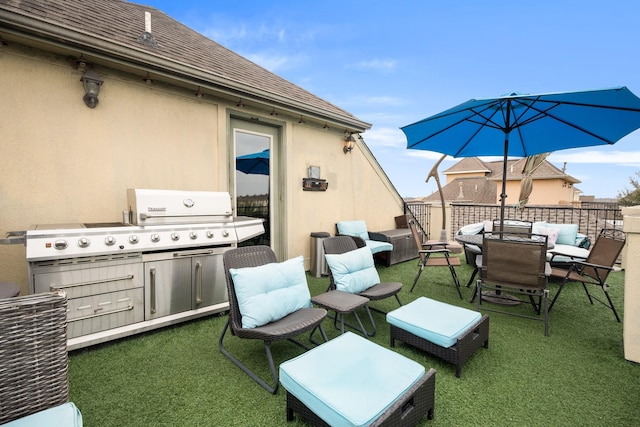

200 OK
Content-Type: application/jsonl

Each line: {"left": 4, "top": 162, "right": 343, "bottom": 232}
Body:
{"left": 622, "top": 205, "right": 640, "bottom": 363}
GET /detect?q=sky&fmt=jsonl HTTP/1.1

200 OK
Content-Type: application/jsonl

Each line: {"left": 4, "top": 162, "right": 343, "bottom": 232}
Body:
{"left": 138, "top": 0, "right": 640, "bottom": 199}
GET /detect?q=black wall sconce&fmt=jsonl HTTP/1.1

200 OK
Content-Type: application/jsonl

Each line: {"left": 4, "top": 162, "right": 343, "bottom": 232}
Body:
{"left": 343, "top": 132, "right": 356, "bottom": 154}
{"left": 80, "top": 69, "right": 103, "bottom": 108}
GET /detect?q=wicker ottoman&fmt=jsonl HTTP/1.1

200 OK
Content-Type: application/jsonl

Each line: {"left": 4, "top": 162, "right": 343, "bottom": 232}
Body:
{"left": 280, "top": 332, "right": 435, "bottom": 426}
{"left": 387, "top": 297, "right": 489, "bottom": 378}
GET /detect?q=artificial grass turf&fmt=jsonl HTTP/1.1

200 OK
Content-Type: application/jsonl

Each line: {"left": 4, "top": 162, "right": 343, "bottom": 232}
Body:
{"left": 68, "top": 255, "right": 639, "bottom": 426}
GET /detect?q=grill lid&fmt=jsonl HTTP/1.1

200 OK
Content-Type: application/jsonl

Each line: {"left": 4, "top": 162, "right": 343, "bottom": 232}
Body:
{"left": 127, "top": 189, "right": 233, "bottom": 226}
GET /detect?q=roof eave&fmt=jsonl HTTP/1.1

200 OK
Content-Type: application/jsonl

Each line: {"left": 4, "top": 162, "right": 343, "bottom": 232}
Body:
{"left": 0, "top": 9, "right": 371, "bottom": 131}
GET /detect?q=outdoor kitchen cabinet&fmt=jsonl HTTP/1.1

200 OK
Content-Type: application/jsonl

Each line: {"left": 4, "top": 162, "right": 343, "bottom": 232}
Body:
{"left": 143, "top": 247, "right": 228, "bottom": 320}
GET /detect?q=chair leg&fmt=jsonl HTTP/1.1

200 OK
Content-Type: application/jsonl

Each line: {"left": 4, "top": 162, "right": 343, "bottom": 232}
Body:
{"left": 410, "top": 261, "right": 426, "bottom": 292}
{"left": 444, "top": 252, "right": 463, "bottom": 300}
{"left": 548, "top": 280, "right": 567, "bottom": 312}
{"left": 543, "top": 289, "right": 549, "bottom": 336}
{"left": 465, "top": 267, "right": 478, "bottom": 288}
{"left": 218, "top": 319, "right": 279, "bottom": 394}
{"left": 582, "top": 282, "right": 621, "bottom": 322}
{"left": 602, "top": 286, "right": 621, "bottom": 322}
{"left": 309, "top": 323, "right": 329, "bottom": 345}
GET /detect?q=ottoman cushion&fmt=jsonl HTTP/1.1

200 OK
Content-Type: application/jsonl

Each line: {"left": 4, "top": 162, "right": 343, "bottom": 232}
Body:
{"left": 279, "top": 332, "right": 425, "bottom": 427}
{"left": 4, "top": 402, "right": 83, "bottom": 427}
{"left": 387, "top": 297, "right": 482, "bottom": 348}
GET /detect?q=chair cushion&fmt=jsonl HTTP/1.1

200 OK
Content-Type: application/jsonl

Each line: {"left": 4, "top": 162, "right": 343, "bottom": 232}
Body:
{"left": 544, "top": 223, "right": 578, "bottom": 245}
{"left": 279, "top": 332, "right": 425, "bottom": 427}
{"left": 337, "top": 220, "right": 370, "bottom": 241}
{"left": 325, "top": 246, "right": 380, "bottom": 293}
{"left": 364, "top": 239, "right": 393, "bottom": 254}
{"left": 3, "top": 402, "right": 83, "bottom": 427}
{"left": 386, "top": 297, "right": 482, "bottom": 348}
{"left": 229, "top": 256, "right": 311, "bottom": 329}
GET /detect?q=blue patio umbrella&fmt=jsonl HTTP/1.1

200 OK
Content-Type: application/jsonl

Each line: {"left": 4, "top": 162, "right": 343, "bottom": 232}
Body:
{"left": 236, "top": 149, "right": 269, "bottom": 175}
{"left": 401, "top": 86, "right": 640, "bottom": 226}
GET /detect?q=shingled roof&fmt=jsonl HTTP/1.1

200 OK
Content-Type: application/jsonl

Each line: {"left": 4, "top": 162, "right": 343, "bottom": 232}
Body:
{"left": 0, "top": 0, "right": 370, "bottom": 130}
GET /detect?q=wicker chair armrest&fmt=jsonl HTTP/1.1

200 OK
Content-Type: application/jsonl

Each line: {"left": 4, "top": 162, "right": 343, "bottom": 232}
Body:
{"left": 368, "top": 231, "right": 390, "bottom": 242}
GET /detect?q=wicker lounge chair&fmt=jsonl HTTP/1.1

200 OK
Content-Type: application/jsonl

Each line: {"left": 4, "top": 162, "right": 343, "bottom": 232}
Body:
{"left": 548, "top": 228, "right": 625, "bottom": 321}
{"left": 219, "top": 245, "right": 328, "bottom": 394}
{"left": 476, "top": 232, "right": 551, "bottom": 336}
{"left": 322, "top": 236, "right": 402, "bottom": 336}
{"left": 0, "top": 291, "right": 78, "bottom": 424}
{"left": 407, "top": 219, "right": 462, "bottom": 299}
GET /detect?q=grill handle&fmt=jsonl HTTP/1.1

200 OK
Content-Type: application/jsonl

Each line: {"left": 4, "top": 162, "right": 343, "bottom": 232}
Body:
{"left": 195, "top": 261, "right": 202, "bottom": 305}
{"left": 150, "top": 268, "right": 156, "bottom": 314}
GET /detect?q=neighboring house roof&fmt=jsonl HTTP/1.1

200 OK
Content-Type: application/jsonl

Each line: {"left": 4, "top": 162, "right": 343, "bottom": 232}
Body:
{"left": 421, "top": 176, "right": 497, "bottom": 204}
{"left": 0, "top": 0, "right": 370, "bottom": 130}
{"left": 424, "top": 157, "right": 581, "bottom": 203}
{"left": 442, "top": 157, "right": 491, "bottom": 175}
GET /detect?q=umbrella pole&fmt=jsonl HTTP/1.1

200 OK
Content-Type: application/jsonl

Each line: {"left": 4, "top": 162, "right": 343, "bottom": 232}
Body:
{"left": 499, "top": 132, "right": 510, "bottom": 235}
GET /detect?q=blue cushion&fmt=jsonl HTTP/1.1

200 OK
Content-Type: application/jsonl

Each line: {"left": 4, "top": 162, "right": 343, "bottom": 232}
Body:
{"left": 365, "top": 239, "right": 393, "bottom": 254}
{"left": 4, "top": 402, "right": 83, "bottom": 427}
{"left": 280, "top": 332, "right": 425, "bottom": 427}
{"left": 545, "top": 223, "right": 578, "bottom": 246}
{"left": 229, "top": 256, "right": 311, "bottom": 329}
{"left": 337, "top": 220, "right": 369, "bottom": 241}
{"left": 325, "top": 247, "right": 380, "bottom": 293}
{"left": 386, "top": 297, "right": 482, "bottom": 348}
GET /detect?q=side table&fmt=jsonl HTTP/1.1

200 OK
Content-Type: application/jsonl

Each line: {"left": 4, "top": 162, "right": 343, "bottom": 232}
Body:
{"left": 311, "top": 290, "right": 373, "bottom": 337}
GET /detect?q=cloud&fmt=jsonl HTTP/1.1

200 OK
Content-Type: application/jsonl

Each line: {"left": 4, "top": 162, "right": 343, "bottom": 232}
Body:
{"left": 362, "top": 127, "right": 406, "bottom": 148}
{"left": 550, "top": 150, "right": 640, "bottom": 167}
{"left": 241, "top": 51, "right": 302, "bottom": 72}
{"left": 349, "top": 59, "right": 397, "bottom": 72}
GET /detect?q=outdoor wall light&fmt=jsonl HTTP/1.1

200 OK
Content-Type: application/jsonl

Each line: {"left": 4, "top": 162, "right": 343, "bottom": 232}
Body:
{"left": 80, "top": 69, "right": 103, "bottom": 109}
{"left": 236, "top": 99, "right": 245, "bottom": 108}
{"left": 195, "top": 87, "right": 204, "bottom": 98}
{"left": 343, "top": 132, "right": 356, "bottom": 154}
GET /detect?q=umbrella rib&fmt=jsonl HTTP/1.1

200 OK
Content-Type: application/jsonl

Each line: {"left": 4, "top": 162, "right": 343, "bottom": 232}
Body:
{"left": 511, "top": 98, "right": 618, "bottom": 144}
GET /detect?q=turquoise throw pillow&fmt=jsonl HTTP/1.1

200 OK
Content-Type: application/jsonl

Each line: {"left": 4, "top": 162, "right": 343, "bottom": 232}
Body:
{"left": 229, "top": 256, "right": 311, "bottom": 329}
{"left": 337, "top": 220, "right": 370, "bottom": 241}
{"left": 546, "top": 223, "right": 578, "bottom": 245}
{"left": 325, "top": 246, "right": 380, "bottom": 294}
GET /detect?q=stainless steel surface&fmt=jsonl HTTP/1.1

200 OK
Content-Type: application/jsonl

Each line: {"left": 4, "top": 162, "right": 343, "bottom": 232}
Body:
{"left": 30, "top": 253, "right": 144, "bottom": 339}
{"left": 23, "top": 189, "right": 263, "bottom": 350}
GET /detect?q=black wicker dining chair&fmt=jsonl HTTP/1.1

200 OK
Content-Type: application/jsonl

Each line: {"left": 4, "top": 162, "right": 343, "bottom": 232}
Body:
{"left": 219, "top": 245, "right": 328, "bottom": 394}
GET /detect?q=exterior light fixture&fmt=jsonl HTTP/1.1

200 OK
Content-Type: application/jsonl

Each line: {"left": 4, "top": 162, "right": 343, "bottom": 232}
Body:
{"left": 298, "top": 115, "right": 305, "bottom": 124}
{"left": 80, "top": 69, "right": 103, "bottom": 108}
{"left": 236, "top": 99, "right": 245, "bottom": 108}
{"left": 343, "top": 132, "right": 356, "bottom": 154}
{"left": 143, "top": 73, "right": 153, "bottom": 84}
{"left": 194, "top": 87, "right": 204, "bottom": 98}
{"left": 270, "top": 108, "right": 278, "bottom": 116}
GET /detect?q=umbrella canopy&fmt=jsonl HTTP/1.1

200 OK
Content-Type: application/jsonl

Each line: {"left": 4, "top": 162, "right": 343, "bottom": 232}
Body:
{"left": 402, "top": 86, "right": 640, "bottom": 226}
{"left": 236, "top": 149, "right": 269, "bottom": 175}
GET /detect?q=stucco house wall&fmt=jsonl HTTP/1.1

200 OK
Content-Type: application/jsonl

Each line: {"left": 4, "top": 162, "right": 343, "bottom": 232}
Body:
{"left": 0, "top": 3, "right": 404, "bottom": 295}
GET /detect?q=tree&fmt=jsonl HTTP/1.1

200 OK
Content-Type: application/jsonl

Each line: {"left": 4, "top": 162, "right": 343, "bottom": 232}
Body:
{"left": 618, "top": 171, "right": 640, "bottom": 206}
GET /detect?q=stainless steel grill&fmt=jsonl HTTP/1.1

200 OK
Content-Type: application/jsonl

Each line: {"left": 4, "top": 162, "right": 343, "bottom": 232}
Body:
{"left": 18, "top": 189, "right": 264, "bottom": 350}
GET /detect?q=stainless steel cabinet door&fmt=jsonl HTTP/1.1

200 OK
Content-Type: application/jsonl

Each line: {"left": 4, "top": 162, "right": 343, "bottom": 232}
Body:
{"left": 144, "top": 257, "right": 191, "bottom": 320}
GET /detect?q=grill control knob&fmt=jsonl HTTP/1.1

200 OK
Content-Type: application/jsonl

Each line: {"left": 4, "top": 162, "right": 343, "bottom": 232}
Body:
{"left": 129, "top": 235, "right": 139, "bottom": 244}
{"left": 222, "top": 230, "right": 230, "bottom": 238}
{"left": 150, "top": 233, "right": 160, "bottom": 243}
{"left": 171, "top": 232, "right": 180, "bottom": 241}
{"left": 206, "top": 230, "right": 214, "bottom": 239}
{"left": 189, "top": 231, "right": 198, "bottom": 240}
{"left": 78, "top": 238, "right": 90, "bottom": 248}
{"left": 105, "top": 236, "right": 116, "bottom": 246}
{"left": 54, "top": 240, "right": 68, "bottom": 250}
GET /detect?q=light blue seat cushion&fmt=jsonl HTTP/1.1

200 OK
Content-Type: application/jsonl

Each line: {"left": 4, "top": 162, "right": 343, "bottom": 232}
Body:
{"left": 229, "top": 255, "right": 311, "bottom": 329}
{"left": 4, "top": 402, "right": 83, "bottom": 427}
{"left": 387, "top": 297, "right": 482, "bottom": 348}
{"left": 547, "top": 244, "right": 590, "bottom": 263}
{"left": 336, "top": 220, "right": 370, "bottom": 241}
{"left": 325, "top": 246, "right": 380, "bottom": 293}
{"left": 365, "top": 239, "right": 393, "bottom": 254}
{"left": 279, "top": 332, "right": 425, "bottom": 427}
